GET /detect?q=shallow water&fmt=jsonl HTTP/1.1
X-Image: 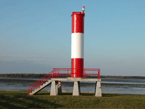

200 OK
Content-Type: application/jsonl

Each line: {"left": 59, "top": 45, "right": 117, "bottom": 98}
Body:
{"left": 0, "top": 77, "right": 145, "bottom": 95}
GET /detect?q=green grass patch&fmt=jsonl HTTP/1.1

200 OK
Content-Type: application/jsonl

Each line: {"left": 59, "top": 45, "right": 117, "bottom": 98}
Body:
{"left": 0, "top": 90, "right": 145, "bottom": 109}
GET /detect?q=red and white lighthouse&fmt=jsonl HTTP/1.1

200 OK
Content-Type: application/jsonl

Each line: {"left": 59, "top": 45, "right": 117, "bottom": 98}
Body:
{"left": 71, "top": 5, "right": 85, "bottom": 78}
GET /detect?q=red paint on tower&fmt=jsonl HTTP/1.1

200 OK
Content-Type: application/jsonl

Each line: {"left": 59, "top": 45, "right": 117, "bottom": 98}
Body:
{"left": 71, "top": 7, "right": 85, "bottom": 78}
{"left": 71, "top": 12, "right": 84, "bottom": 33}
{"left": 71, "top": 58, "right": 83, "bottom": 77}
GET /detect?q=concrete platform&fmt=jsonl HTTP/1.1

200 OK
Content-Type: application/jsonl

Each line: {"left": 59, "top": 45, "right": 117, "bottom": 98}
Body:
{"left": 50, "top": 78, "right": 102, "bottom": 97}
{"left": 51, "top": 77, "right": 100, "bottom": 81}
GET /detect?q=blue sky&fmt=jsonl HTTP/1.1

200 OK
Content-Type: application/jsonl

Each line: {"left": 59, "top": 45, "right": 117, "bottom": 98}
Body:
{"left": 0, "top": 0, "right": 145, "bottom": 76}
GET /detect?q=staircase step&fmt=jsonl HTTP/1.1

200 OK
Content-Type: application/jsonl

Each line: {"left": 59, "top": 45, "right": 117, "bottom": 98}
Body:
{"left": 29, "top": 80, "right": 52, "bottom": 95}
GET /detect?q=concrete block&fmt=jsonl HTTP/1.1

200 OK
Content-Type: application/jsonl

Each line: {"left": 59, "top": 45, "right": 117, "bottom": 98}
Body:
{"left": 50, "top": 80, "right": 57, "bottom": 96}
{"left": 50, "top": 81, "right": 62, "bottom": 96}
{"left": 95, "top": 81, "right": 102, "bottom": 97}
{"left": 95, "top": 88, "right": 102, "bottom": 97}
{"left": 73, "top": 81, "right": 80, "bottom": 96}
{"left": 97, "top": 81, "right": 101, "bottom": 87}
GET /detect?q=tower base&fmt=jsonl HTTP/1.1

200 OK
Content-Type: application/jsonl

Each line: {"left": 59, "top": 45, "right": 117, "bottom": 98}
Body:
{"left": 50, "top": 78, "right": 102, "bottom": 97}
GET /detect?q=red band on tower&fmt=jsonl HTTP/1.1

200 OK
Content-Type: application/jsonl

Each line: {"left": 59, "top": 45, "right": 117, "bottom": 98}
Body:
{"left": 71, "top": 12, "right": 84, "bottom": 33}
{"left": 71, "top": 11, "right": 85, "bottom": 78}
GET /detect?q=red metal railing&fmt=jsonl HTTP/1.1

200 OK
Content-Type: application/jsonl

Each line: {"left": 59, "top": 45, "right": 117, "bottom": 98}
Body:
{"left": 28, "top": 68, "right": 100, "bottom": 95}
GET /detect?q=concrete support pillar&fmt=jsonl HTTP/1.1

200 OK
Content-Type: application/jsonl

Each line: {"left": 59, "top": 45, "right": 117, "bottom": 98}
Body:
{"left": 50, "top": 80, "right": 57, "bottom": 96}
{"left": 95, "top": 80, "right": 102, "bottom": 97}
{"left": 73, "top": 81, "right": 80, "bottom": 96}
{"left": 50, "top": 80, "right": 62, "bottom": 96}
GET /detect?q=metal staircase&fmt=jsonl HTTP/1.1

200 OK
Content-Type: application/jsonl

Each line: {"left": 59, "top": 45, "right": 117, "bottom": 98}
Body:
{"left": 29, "top": 80, "right": 52, "bottom": 95}
{"left": 28, "top": 68, "right": 100, "bottom": 95}
{"left": 28, "top": 68, "right": 71, "bottom": 95}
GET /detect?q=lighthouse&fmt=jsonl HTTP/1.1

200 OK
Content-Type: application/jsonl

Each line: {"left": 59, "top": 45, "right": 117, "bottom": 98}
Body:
{"left": 71, "top": 5, "right": 85, "bottom": 78}
{"left": 28, "top": 5, "right": 102, "bottom": 97}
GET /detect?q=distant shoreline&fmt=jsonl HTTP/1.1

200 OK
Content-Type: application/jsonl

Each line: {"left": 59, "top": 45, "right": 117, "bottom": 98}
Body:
{"left": 0, "top": 74, "right": 145, "bottom": 79}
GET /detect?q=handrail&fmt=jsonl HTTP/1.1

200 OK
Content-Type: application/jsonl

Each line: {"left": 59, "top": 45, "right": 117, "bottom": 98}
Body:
{"left": 28, "top": 69, "right": 55, "bottom": 95}
{"left": 28, "top": 68, "right": 100, "bottom": 95}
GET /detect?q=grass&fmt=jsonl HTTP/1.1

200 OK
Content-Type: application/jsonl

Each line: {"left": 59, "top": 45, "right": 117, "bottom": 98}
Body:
{"left": 0, "top": 90, "right": 145, "bottom": 109}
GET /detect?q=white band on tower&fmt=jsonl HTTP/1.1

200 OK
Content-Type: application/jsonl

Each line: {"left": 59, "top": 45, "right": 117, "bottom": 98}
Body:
{"left": 71, "top": 33, "right": 84, "bottom": 58}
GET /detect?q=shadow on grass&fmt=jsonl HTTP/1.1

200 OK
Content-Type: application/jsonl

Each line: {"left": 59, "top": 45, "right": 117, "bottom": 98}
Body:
{"left": 36, "top": 92, "right": 73, "bottom": 96}
{"left": 35, "top": 92, "right": 50, "bottom": 95}
{"left": 80, "top": 93, "right": 95, "bottom": 96}
{"left": 37, "top": 92, "right": 96, "bottom": 96}
{"left": 59, "top": 93, "right": 73, "bottom": 95}
{"left": 0, "top": 93, "right": 63, "bottom": 108}
{"left": 102, "top": 93, "right": 120, "bottom": 97}
{"left": 60, "top": 93, "right": 120, "bottom": 97}
{"left": 31, "top": 92, "right": 120, "bottom": 97}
